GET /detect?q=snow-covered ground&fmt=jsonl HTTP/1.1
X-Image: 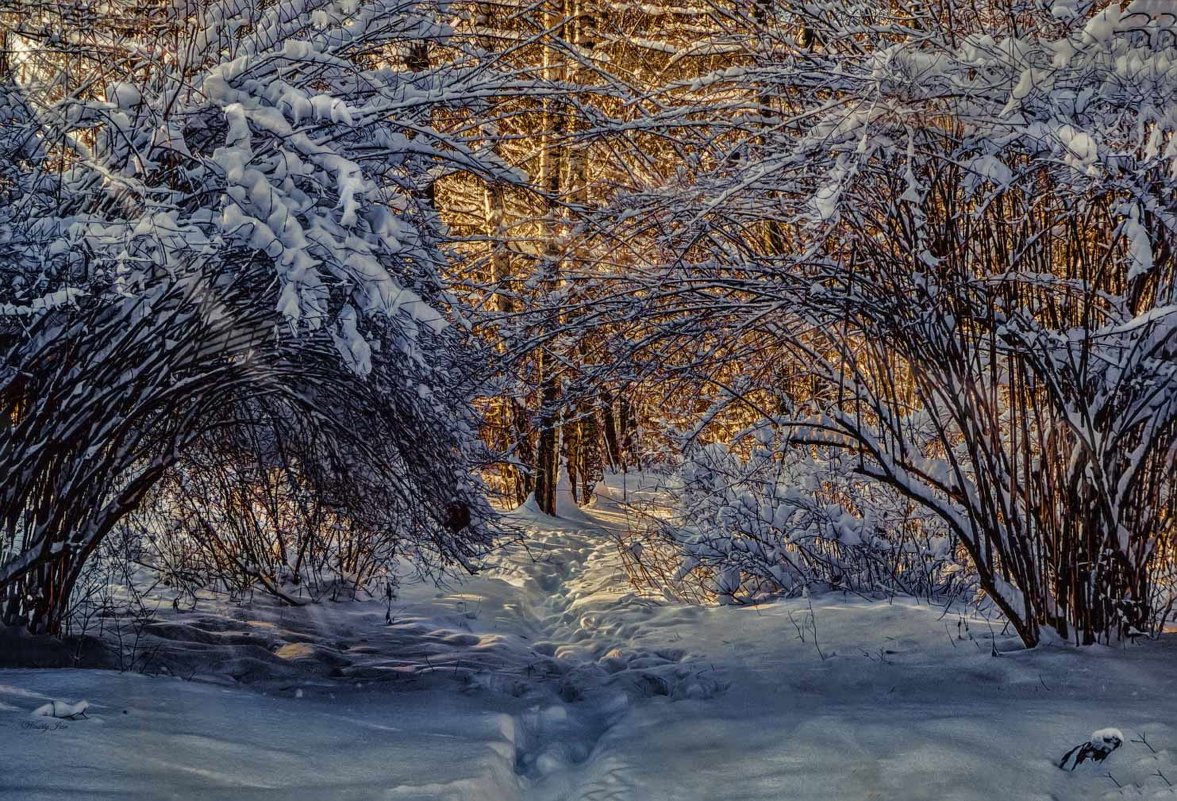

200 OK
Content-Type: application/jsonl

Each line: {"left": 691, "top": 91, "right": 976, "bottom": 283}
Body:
{"left": 2, "top": 473, "right": 1176, "bottom": 800}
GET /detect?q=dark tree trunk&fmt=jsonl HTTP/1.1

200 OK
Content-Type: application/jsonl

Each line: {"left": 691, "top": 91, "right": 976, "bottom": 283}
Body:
{"left": 533, "top": 397, "right": 559, "bottom": 515}
{"left": 575, "top": 402, "right": 601, "bottom": 501}
{"left": 601, "top": 391, "right": 623, "bottom": 471}
{"left": 618, "top": 391, "right": 639, "bottom": 469}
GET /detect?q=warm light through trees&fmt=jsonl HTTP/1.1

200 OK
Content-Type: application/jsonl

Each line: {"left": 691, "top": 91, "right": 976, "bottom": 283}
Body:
{"left": 1, "top": 0, "right": 1173, "bottom": 646}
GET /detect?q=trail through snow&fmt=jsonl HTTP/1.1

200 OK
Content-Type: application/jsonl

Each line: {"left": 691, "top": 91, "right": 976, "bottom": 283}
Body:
{"left": 2, "top": 473, "right": 1176, "bottom": 800}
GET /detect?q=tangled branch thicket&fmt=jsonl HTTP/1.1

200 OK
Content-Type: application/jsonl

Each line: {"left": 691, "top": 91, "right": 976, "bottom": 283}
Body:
{"left": 615, "top": 437, "right": 977, "bottom": 608}
{"left": 1, "top": 0, "right": 1174, "bottom": 651}
{"left": 609, "top": 1, "right": 1176, "bottom": 646}
{"left": 0, "top": 0, "right": 502, "bottom": 634}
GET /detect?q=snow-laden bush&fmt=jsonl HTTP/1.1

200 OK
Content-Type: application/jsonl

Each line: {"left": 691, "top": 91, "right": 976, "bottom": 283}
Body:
{"left": 638, "top": 430, "right": 972, "bottom": 605}
{"left": 623, "top": 0, "right": 1176, "bottom": 645}
{"left": 0, "top": 0, "right": 513, "bottom": 634}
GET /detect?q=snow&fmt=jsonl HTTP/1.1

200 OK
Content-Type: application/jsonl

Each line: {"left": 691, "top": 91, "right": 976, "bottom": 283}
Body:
{"left": 1012, "top": 68, "right": 1037, "bottom": 101}
{"left": 1122, "top": 208, "right": 1155, "bottom": 281}
{"left": 1057, "top": 124, "right": 1100, "bottom": 176}
{"left": 2, "top": 472, "right": 1176, "bottom": 800}
{"left": 1092, "top": 728, "right": 1127, "bottom": 745}
{"left": 1051, "top": 0, "right": 1088, "bottom": 21}
{"left": 1, "top": 671, "right": 517, "bottom": 801}
{"left": 812, "top": 179, "right": 841, "bottom": 221}
{"left": 965, "top": 154, "right": 1014, "bottom": 193}
{"left": 31, "top": 699, "right": 89, "bottom": 719}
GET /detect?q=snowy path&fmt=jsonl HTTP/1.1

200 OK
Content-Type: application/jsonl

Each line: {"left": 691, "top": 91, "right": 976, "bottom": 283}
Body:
{"left": 2, "top": 474, "right": 1177, "bottom": 800}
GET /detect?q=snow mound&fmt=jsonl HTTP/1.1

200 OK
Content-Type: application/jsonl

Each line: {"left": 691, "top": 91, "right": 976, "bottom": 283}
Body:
{"left": 1059, "top": 728, "right": 1125, "bottom": 770}
{"left": 32, "top": 699, "right": 89, "bottom": 719}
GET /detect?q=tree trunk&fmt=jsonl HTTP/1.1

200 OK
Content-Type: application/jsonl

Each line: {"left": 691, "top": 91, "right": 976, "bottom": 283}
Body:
{"left": 601, "top": 387, "right": 623, "bottom": 471}
{"left": 533, "top": 380, "right": 560, "bottom": 515}
{"left": 530, "top": 0, "right": 571, "bottom": 516}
